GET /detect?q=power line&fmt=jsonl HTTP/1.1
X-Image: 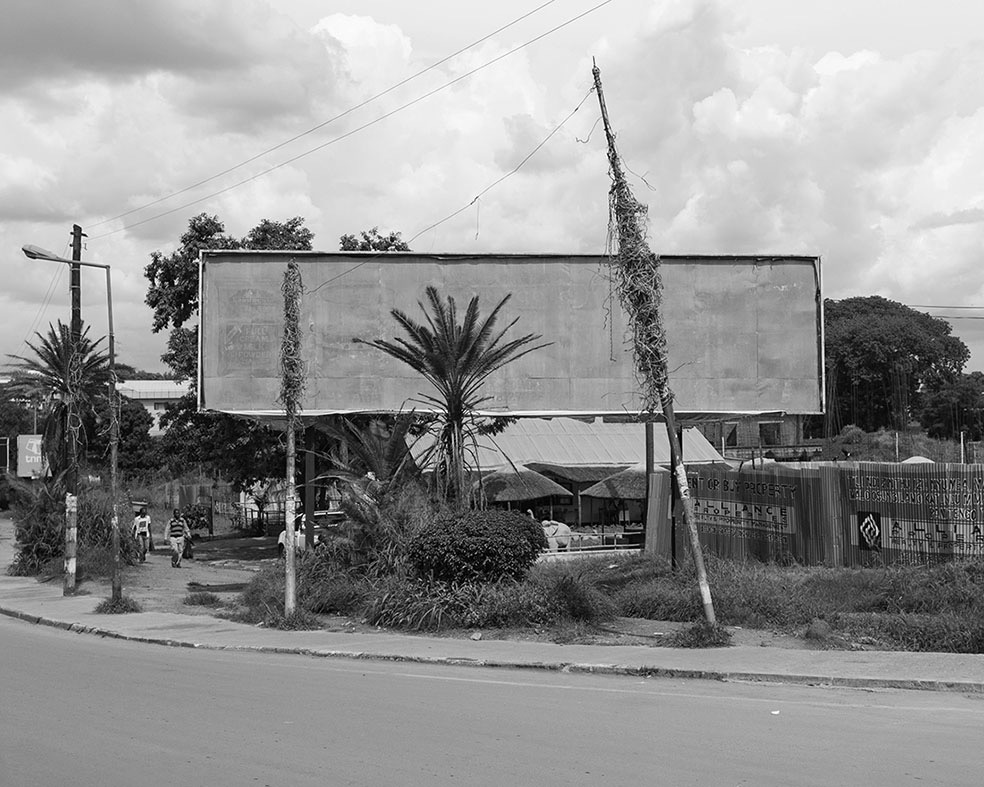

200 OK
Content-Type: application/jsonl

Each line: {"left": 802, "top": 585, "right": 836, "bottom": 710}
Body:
{"left": 86, "top": 0, "right": 562, "bottom": 231}
{"left": 17, "top": 243, "right": 70, "bottom": 355}
{"left": 90, "top": 0, "right": 615, "bottom": 241}
{"left": 308, "top": 85, "right": 597, "bottom": 295}
{"left": 911, "top": 304, "right": 984, "bottom": 310}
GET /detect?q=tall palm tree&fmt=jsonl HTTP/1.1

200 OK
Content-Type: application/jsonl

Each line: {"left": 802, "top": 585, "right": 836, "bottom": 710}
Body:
{"left": 5, "top": 321, "right": 111, "bottom": 481}
{"left": 360, "top": 286, "right": 549, "bottom": 508}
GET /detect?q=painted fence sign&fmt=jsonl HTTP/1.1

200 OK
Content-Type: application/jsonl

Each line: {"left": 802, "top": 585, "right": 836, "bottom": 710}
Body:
{"left": 652, "top": 462, "right": 984, "bottom": 567}
{"left": 841, "top": 464, "right": 984, "bottom": 562}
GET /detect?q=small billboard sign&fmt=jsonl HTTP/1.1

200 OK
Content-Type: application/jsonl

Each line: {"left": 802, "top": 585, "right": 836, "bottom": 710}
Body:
{"left": 17, "top": 434, "right": 47, "bottom": 478}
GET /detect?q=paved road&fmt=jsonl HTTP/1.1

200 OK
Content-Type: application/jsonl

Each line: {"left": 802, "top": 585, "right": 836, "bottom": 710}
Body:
{"left": 2, "top": 616, "right": 982, "bottom": 787}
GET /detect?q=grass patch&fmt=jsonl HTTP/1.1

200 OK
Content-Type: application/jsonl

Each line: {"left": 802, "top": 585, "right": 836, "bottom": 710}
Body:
{"left": 183, "top": 591, "right": 223, "bottom": 607}
{"left": 668, "top": 621, "right": 732, "bottom": 648}
{"left": 95, "top": 595, "right": 143, "bottom": 614}
{"left": 228, "top": 536, "right": 984, "bottom": 652}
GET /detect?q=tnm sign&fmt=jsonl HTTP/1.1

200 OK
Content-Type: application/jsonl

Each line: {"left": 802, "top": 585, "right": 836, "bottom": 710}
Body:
{"left": 17, "top": 434, "right": 47, "bottom": 478}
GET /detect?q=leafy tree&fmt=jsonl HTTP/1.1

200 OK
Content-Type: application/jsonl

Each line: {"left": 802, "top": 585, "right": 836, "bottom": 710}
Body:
{"left": 88, "top": 395, "right": 160, "bottom": 477}
{"left": 359, "top": 286, "right": 548, "bottom": 508}
{"left": 114, "top": 364, "right": 174, "bottom": 382}
{"left": 824, "top": 296, "right": 969, "bottom": 433}
{"left": 919, "top": 371, "right": 984, "bottom": 440}
{"left": 144, "top": 214, "right": 314, "bottom": 485}
{"left": 0, "top": 386, "right": 34, "bottom": 505}
{"left": 4, "top": 321, "right": 110, "bottom": 480}
{"left": 339, "top": 227, "right": 410, "bottom": 252}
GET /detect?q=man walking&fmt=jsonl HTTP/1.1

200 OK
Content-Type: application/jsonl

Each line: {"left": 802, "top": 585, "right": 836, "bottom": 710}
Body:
{"left": 166, "top": 509, "right": 190, "bottom": 568}
{"left": 132, "top": 507, "right": 152, "bottom": 562}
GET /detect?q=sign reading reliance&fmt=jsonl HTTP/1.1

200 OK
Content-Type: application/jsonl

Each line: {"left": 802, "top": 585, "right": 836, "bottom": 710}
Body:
{"left": 199, "top": 252, "right": 823, "bottom": 418}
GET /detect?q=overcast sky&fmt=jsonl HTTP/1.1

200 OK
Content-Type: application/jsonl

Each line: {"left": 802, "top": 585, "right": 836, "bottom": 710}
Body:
{"left": 3, "top": 0, "right": 984, "bottom": 376}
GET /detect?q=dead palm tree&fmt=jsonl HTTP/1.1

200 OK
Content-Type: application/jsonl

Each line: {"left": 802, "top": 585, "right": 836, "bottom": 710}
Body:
{"left": 359, "top": 286, "right": 549, "bottom": 508}
{"left": 5, "top": 321, "right": 110, "bottom": 481}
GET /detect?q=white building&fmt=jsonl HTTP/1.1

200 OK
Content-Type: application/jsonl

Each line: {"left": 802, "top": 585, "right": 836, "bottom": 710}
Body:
{"left": 116, "top": 379, "right": 190, "bottom": 436}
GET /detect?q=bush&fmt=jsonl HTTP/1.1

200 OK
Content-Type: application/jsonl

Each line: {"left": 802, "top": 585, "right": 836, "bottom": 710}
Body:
{"left": 95, "top": 595, "right": 143, "bottom": 614}
{"left": 7, "top": 478, "right": 64, "bottom": 575}
{"left": 180, "top": 503, "right": 212, "bottom": 533}
{"left": 532, "top": 564, "right": 617, "bottom": 624}
{"left": 833, "top": 612, "right": 984, "bottom": 653}
{"left": 668, "top": 621, "right": 732, "bottom": 648}
{"left": 408, "top": 509, "right": 547, "bottom": 583}
{"left": 184, "top": 591, "right": 223, "bottom": 607}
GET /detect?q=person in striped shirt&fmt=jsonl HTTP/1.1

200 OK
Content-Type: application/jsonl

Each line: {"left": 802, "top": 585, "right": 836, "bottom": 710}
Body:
{"left": 165, "top": 509, "right": 191, "bottom": 568}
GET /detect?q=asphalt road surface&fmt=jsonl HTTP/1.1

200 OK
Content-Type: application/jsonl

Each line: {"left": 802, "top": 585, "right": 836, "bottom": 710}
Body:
{"left": 2, "top": 615, "right": 982, "bottom": 787}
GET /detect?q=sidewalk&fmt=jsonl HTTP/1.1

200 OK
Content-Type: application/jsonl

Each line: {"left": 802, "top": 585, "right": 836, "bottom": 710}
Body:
{"left": 3, "top": 516, "right": 984, "bottom": 693}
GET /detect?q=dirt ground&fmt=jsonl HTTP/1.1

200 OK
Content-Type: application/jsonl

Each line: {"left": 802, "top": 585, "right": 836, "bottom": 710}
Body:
{"left": 89, "top": 533, "right": 817, "bottom": 649}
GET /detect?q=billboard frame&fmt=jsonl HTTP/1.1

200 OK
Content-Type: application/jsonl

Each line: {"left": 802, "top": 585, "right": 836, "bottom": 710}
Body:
{"left": 198, "top": 251, "right": 824, "bottom": 421}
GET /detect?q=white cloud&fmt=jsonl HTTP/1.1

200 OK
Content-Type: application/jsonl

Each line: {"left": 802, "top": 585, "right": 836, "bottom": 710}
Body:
{"left": 5, "top": 0, "right": 984, "bottom": 372}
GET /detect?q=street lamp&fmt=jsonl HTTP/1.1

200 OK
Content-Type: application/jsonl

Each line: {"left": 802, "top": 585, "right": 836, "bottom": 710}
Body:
{"left": 21, "top": 244, "right": 122, "bottom": 602}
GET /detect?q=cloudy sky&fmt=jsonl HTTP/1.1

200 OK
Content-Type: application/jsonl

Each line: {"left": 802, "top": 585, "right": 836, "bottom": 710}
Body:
{"left": 3, "top": 0, "right": 984, "bottom": 378}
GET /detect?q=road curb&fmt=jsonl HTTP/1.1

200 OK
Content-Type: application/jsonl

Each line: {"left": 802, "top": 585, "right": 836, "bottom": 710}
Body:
{"left": 4, "top": 603, "right": 984, "bottom": 694}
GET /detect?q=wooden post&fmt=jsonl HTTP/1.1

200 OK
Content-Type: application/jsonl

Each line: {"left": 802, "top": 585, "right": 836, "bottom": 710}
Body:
{"left": 280, "top": 260, "right": 304, "bottom": 617}
{"left": 304, "top": 430, "right": 316, "bottom": 550}
{"left": 593, "top": 61, "right": 715, "bottom": 624}
{"left": 64, "top": 493, "right": 77, "bottom": 595}
{"left": 284, "top": 423, "right": 297, "bottom": 615}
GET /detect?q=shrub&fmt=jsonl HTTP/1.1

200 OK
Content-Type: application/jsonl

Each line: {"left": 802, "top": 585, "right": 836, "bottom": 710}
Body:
{"left": 180, "top": 503, "right": 212, "bottom": 533}
{"left": 407, "top": 509, "right": 547, "bottom": 583}
{"left": 532, "top": 563, "right": 617, "bottom": 624}
{"left": 95, "top": 595, "right": 143, "bottom": 614}
{"left": 833, "top": 611, "right": 984, "bottom": 653}
{"left": 458, "top": 580, "right": 555, "bottom": 628}
{"left": 614, "top": 578, "right": 700, "bottom": 621}
{"left": 7, "top": 478, "right": 65, "bottom": 576}
{"left": 184, "top": 591, "right": 223, "bottom": 607}
{"left": 668, "top": 621, "right": 732, "bottom": 648}
{"left": 298, "top": 553, "right": 366, "bottom": 614}
{"left": 363, "top": 576, "right": 465, "bottom": 630}
{"left": 270, "top": 609, "right": 321, "bottom": 630}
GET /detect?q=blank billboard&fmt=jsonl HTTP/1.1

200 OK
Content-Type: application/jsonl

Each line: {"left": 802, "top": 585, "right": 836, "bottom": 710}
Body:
{"left": 199, "top": 252, "right": 823, "bottom": 418}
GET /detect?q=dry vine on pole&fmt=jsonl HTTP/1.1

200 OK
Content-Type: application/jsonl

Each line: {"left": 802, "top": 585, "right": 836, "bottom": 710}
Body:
{"left": 280, "top": 259, "right": 305, "bottom": 616}
{"left": 592, "top": 61, "right": 716, "bottom": 625}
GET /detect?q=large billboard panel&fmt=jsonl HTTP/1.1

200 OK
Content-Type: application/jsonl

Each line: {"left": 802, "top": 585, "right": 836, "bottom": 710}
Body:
{"left": 199, "top": 252, "right": 823, "bottom": 417}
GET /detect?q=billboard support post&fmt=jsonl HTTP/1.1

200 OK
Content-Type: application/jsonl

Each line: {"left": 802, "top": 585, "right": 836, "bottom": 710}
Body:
{"left": 593, "top": 61, "right": 716, "bottom": 625}
{"left": 281, "top": 261, "right": 304, "bottom": 617}
{"left": 65, "top": 493, "right": 77, "bottom": 595}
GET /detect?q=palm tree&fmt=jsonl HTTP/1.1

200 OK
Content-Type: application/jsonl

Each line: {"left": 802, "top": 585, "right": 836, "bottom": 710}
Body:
{"left": 360, "top": 287, "right": 549, "bottom": 508}
{"left": 5, "top": 321, "right": 110, "bottom": 482}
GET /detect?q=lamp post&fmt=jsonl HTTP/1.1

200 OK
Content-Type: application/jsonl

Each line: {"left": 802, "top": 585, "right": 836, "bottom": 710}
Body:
{"left": 21, "top": 244, "right": 121, "bottom": 602}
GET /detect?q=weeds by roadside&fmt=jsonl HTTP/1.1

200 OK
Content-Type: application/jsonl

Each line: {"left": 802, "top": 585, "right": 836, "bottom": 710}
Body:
{"left": 95, "top": 595, "right": 142, "bottom": 614}
{"left": 230, "top": 547, "right": 984, "bottom": 653}
{"left": 184, "top": 591, "right": 223, "bottom": 607}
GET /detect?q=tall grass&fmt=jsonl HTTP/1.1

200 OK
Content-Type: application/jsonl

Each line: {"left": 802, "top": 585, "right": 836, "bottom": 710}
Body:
{"left": 232, "top": 529, "right": 984, "bottom": 652}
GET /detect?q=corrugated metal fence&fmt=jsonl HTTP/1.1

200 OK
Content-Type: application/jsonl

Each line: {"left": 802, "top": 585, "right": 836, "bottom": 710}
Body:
{"left": 647, "top": 462, "right": 984, "bottom": 567}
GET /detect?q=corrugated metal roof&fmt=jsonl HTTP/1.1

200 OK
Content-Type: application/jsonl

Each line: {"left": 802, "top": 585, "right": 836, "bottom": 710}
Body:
{"left": 527, "top": 463, "right": 631, "bottom": 483}
{"left": 117, "top": 380, "right": 190, "bottom": 401}
{"left": 415, "top": 418, "right": 724, "bottom": 470}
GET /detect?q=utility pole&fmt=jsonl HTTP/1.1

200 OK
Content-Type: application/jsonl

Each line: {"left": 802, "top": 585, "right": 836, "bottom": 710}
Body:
{"left": 64, "top": 224, "right": 85, "bottom": 595}
{"left": 592, "top": 61, "right": 716, "bottom": 625}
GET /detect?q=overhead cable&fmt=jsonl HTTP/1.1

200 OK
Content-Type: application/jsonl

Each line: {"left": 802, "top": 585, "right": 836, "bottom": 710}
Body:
{"left": 86, "top": 0, "right": 562, "bottom": 230}
{"left": 89, "top": 0, "right": 615, "bottom": 240}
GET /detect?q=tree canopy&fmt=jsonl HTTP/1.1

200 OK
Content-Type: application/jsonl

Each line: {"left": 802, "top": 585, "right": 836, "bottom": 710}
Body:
{"left": 919, "top": 371, "right": 984, "bottom": 441}
{"left": 824, "top": 296, "right": 969, "bottom": 433}
{"left": 339, "top": 227, "right": 410, "bottom": 252}
{"left": 144, "top": 213, "right": 315, "bottom": 485}
{"left": 4, "top": 321, "right": 111, "bottom": 479}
